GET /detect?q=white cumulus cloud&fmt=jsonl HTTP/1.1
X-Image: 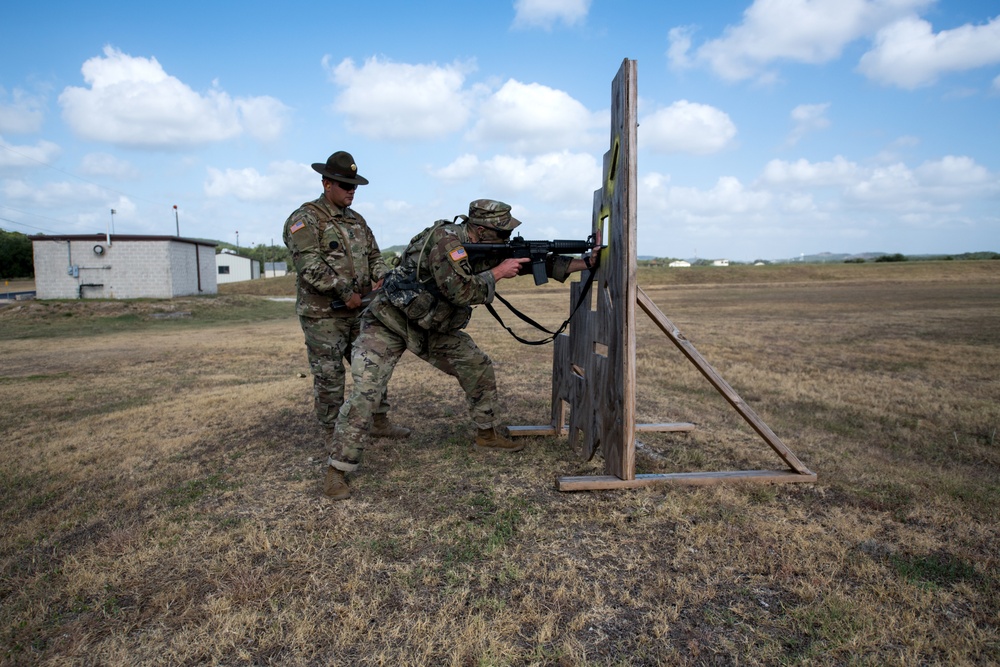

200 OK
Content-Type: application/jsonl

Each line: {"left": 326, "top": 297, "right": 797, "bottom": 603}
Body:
{"left": 0, "top": 137, "right": 60, "bottom": 170}
{"left": 760, "top": 156, "right": 860, "bottom": 187}
{"left": 58, "top": 46, "right": 289, "bottom": 149}
{"left": 467, "top": 79, "right": 604, "bottom": 153}
{"left": 682, "top": 0, "right": 933, "bottom": 82}
{"left": 328, "top": 56, "right": 477, "bottom": 141}
{"left": 513, "top": 0, "right": 591, "bottom": 29}
{"left": 433, "top": 151, "right": 600, "bottom": 205}
{"left": 858, "top": 15, "right": 1000, "bottom": 88}
{"left": 204, "top": 160, "right": 315, "bottom": 202}
{"left": 2, "top": 178, "right": 118, "bottom": 209}
{"left": 640, "top": 101, "right": 737, "bottom": 155}
{"left": 0, "top": 87, "right": 45, "bottom": 134}
{"left": 79, "top": 153, "right": 139, "bottom": 180}
{"left": 786, "top": 103, "right": 831, "bottom": 146}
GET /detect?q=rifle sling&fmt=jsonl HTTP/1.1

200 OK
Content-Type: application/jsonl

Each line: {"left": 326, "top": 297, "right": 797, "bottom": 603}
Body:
{"left": 484, "top": 254, "right": 600, "bottom": 346}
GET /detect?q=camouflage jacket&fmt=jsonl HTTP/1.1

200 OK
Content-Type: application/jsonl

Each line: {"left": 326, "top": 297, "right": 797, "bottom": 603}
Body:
{"left": 283, "top": 195, "right": 388, "bottom": 318}
{"left": 372, "top": 220, "right": 574, "bottom": 333}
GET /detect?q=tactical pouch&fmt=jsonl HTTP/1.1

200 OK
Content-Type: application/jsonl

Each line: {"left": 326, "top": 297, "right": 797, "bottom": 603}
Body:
{"left": 402, "top": 290, "right": 435, "bottom": 320}
{"left": 415, "top": 301, "right": 472, "bottom": 333}
{"left": 446, "top": 306, "right": 473, "bottom": 331}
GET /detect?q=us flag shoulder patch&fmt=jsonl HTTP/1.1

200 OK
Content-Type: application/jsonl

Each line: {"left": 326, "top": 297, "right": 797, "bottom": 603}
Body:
{"left": 289, "top": 220, "right": 306, "bottom": 234}
{"left": 449, "top": 246, "right": 468, "bottom": 261}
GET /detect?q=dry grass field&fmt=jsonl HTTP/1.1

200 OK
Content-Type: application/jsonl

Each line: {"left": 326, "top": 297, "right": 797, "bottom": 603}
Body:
{"left": 1, "top": 261, "right": 998, "bottom": 665}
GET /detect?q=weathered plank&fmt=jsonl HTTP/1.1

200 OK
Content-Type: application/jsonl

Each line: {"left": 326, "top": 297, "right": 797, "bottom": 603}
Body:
{"left": 557, "top": 470, "right": 818, "bottom": 492}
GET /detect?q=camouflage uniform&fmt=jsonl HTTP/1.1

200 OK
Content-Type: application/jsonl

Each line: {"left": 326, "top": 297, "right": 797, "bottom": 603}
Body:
{"left": 328, "top": 200, "right": 575, "bottom": 472}
{"left": 283, "top": 193, "right": 391, "bottom": 429}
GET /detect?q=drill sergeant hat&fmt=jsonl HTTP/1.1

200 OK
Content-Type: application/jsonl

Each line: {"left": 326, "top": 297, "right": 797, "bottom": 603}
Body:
{"left": 466, "top": 199, "right": 522, "bottom": 231}
{"left": 312, "top": 151, "right": 369, "bottom": 185}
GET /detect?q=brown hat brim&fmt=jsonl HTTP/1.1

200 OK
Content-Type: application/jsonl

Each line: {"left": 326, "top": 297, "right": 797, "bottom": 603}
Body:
{"left": 312, "top": 163, "right": 369, "bottom": 185}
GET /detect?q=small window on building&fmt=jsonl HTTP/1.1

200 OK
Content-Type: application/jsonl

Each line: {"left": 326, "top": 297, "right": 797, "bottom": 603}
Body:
{"left": 218, "top": 266, "right": 230, "bottom": 275}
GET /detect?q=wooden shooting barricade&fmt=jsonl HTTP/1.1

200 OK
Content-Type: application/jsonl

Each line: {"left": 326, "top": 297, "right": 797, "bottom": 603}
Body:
{"left": 508, "top": 59, "right": 816, "bottom": 491}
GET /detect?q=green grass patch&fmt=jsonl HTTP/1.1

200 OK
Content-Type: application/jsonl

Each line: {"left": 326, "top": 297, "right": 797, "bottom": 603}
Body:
{"left": 889, "top": 551, "right": 981, "bottom": 589}
{"left": 163, "top": 472, "right": 237, "bottom": 508}
{"left": 0, "top": 295, "right": 295, "bottom": 340}
{"left": 440, "top": 493, "right": 527, "bottom": 566}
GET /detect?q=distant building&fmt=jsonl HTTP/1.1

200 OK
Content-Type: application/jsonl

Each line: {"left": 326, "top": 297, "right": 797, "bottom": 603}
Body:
{"left": 263, "top": 261, "right": 287, "bottom": 278}
{"left": 712, "top": 259, "right": 730, "bottom": 267}
{"left": 216, "top": 250, "right": 261, "bottom": 283}
{"left": 668, "top": 260, "right": 691, "bottom": 268}
{"left": 30, "top": 234, "right": 217, "bottom": 299}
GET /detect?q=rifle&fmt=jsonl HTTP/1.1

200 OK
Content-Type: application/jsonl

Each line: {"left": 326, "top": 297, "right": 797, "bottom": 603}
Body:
{"left": 330, "top": 289, "right": 379, "bottom": 310}
{"left": 464, "top": 234, "right": 596, "bottom": 285}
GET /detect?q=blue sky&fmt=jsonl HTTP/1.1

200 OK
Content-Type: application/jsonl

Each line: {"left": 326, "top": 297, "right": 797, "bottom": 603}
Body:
{"left": 1, "top": 0, "right": 998, "bottom": 262}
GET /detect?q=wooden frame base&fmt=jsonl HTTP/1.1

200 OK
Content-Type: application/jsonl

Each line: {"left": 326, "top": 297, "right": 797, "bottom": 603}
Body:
{"left": 508, "top": 423, "right": 695, "bottom": 437}
{"left": 557, "top": 470, "right": 818, "bottom": 492}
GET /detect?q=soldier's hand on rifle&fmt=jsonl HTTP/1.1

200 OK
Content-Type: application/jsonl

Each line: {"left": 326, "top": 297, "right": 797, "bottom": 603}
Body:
{"left": 492, "top": 257, "right": 530, "bottom": 281}
{"left": 569, "top": 245, "right": 603, "bottom": 274}
{"left": 373, "top": 278, "right": 384, "bottom": 291}
{"left": 345, "top": 292, "right": 363, "bottom": 309}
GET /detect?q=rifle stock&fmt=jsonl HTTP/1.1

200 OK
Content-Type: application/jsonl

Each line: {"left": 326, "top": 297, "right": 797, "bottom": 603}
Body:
{"left": 464, "top": 235, "right": 595, "bottom": 284}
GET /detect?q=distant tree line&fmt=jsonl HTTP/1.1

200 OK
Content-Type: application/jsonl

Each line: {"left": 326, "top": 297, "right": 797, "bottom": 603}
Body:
{"left": 874, "top": 253, "right": 907, "bottom": 262}
{"left": 217, "top": 242, "right": 291, "bottom": 269}
{"left": 0, "top": 230, "right": 33, "bottom": 279}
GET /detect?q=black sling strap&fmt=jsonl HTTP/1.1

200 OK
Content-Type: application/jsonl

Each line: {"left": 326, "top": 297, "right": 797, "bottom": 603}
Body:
{"left": 484, "top": 254, "right": 601, "bottom": 345}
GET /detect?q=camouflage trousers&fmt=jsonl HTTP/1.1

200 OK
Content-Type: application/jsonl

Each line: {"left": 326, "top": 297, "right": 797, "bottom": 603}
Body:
{"left": 329, "top": 306, "right": 498, "bottom": 472}
{"left": 299, "top": 314, "right": 389, "bottom": 429}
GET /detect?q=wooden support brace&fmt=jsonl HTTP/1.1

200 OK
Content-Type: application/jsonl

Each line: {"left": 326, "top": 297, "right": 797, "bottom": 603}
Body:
{"left": 636, "top": 287, "right": 814, "bottom": 477}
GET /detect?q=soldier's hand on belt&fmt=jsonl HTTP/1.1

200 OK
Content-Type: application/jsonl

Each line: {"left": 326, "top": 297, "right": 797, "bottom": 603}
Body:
{"left": 492, "top": 257, "right": 530, "bottom": 282}
{"left": 345, "top": 292, "right": 363, "bottom": 309}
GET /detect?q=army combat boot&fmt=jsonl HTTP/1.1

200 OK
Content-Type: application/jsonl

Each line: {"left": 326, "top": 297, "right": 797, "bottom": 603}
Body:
{"left": 324, "top": 466, "right": 351, "bottom": 500}
{"left": 371, "top": 414, "right": 411, "bottom": 439}
{"left": 475, "top": 427, "right": 524, "bottom": 453}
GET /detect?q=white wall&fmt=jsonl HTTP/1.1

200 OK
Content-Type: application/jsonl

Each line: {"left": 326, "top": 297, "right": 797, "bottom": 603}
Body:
{"left": 32, "top": 236, "right": 218, "bottom": 299}
{"left": 215, "top": 252, "right": 260, "bottom": 283}
{"left": 170, "top": 241, "right": 218, "bottom": 295}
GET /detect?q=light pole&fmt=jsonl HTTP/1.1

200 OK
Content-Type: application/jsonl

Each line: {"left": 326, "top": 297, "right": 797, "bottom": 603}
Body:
{"left": 235, "top": 230, "right": 239, "bottom": 249}
{"left": 173, "top": 205, "right": 179, "bottom": 236}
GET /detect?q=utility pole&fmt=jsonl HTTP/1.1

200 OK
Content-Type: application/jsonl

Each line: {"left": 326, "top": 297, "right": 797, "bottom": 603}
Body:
{"left": 236, "top": 230, "right": 239, "bottom": 249}
{"left": 108, "top": 208, "right": 116, "bottom": 245}
{"left": 173, "top": 205, "right": 180, "bottom": 236}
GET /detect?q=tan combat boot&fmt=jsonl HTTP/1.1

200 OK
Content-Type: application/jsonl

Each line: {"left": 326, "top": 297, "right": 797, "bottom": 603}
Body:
{"left": 371, "top": 414, "right": 411, "bottom": 439}
{"left": 475, "top": 427, "right": 524, "bottom": 452}
{"left": 324, "top": 466, "right": 351, "bottom": 500}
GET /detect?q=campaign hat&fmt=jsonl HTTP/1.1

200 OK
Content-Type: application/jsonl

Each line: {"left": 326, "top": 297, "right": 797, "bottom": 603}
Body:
{"left": 312, "top": 151, "right": 369, "bottom": 185}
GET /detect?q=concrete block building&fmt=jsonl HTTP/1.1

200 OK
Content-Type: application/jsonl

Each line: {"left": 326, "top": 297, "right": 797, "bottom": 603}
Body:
{"left": 30, "top": 234, "right": 218, "bottom": 299}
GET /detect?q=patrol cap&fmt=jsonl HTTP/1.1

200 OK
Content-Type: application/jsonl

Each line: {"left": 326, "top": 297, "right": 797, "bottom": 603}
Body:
{"left": 312, "top": 151, "right": 369, "bottom": 185}
{"left": 467, "top": 199, "right": 522, "bottom": 231}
